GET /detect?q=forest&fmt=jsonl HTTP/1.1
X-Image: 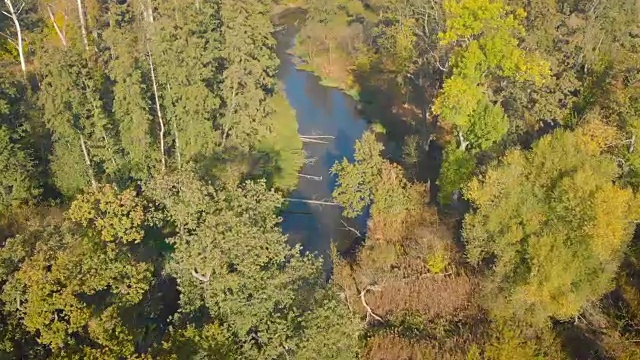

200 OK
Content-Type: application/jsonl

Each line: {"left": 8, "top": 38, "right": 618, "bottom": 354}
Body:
{"left": 0, "top": 0, "right": 640, "bottom": 358}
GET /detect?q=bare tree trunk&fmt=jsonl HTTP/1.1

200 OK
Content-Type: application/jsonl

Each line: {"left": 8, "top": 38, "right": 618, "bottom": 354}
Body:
{"left": 221, "top": 84, "right": 237, "bottom": 148}
{"left": 102, "top": 131, "right": 117, "bottom": 167}
{"left": 360, "top": 286, "right": 383, "bottom": 323}
{"left": 147, "top": 44, "right": 166, "bottom": 172}
{"left": 173, "top": 120, "right": 182, "bottom": 169}
{"left": 47, "top": 5, "right": 68, "bottom": 47}
{"left": 285, "top": 198, "right": 339, "bottom": 206}
{"left": 458, "top": 131, "right": 469, "bottom": 152}
{"left": 145, "top": 0, "right": 154, "bottom": 23}
{"left": 75, "top": 0, "right": 88, "bottom": 50}
{"left": 142, "top": 2, "right": 166, "bottom": 172}
{"left": 631, "top": 134, "right": 637, "bottom": 154}
{"left": 298, "top": 173, "right": 322, "bottom": 181}
{"left": 79, "top": 134, "right": 97, "bottom": 188}
{"left": 2, "top": 0, "right": 26, "bottom": 77}
{"left": 163, "top": 82, "right": 182, "bottom": 169}
{"left": 167, "top": 84, "right": 182, "bottom": 169}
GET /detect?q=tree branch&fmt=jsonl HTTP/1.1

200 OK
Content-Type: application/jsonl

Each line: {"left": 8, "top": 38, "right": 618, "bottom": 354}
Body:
{"left": 360, "top": 285, "right": 383, "bottom": 323}
{"left": 191, "top": 269, "right": 211, "bottom": 282}
{"left": 341, "top": 220, "right": 361, "bottom": 237}
{"left": 47, "top": 5, "right": 67, "bottom": 47}
{"left": 301, "top": 137, "right": 329, "bottom": 144}
{"left": 0, "top": 32, "right": 16, "bottom": 46}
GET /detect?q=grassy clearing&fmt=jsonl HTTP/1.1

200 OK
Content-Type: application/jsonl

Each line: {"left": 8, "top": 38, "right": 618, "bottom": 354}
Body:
{"left": 258, "top": 90, "right": 304, "bottom": 192}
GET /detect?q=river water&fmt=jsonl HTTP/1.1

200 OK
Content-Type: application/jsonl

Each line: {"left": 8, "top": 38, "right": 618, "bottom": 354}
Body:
{"left": 275, "top": 20, "right": 370, "bottom": 264}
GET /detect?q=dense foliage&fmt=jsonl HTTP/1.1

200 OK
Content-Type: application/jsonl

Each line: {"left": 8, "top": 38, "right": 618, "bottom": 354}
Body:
{"left": 0, "top": 0, "right": 351, "bottom": 357}
{"left": 2, "top": 0, "right": 640, "bottom": 358}
{"left": 301, "top": 0, "right": 640, "bottom": 358}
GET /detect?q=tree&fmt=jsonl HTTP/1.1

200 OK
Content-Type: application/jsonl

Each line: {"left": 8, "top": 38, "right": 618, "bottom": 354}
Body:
{"left": 434, "top": 0, "right": 549, "bottom": 151}
{"left": 2, "top": 0, "right": 26, "bottom": 76}
{"left": 332, "top": 130, "right": 423, "bottom": 241}
{"left": 148, "top": 0, "right": 222, "bottom": 168}
{"left": 102, "top": 2, "right": 159, "bottom": 180}
{"left": 437, "top": 143, "right": 476, "bottom": 205}
{"left": 144, "top": 170, "right": 360, "bottom": 359}
{"left": 433, "top": 0, "right": 550, "bottom": 203}
{"left": 218, "top": 0, "right": 277, "bottom": 149}
{"left": 38, "top": 46, "right": 121, "bottom": 196}
{"left": 0, "top": 185, "right": 152, "bottom": 356}
{"left": 463, "top": 123, "right": 639, "bottom": 323}
{"left": 0, "top": 125, "right": 38, "bottom": 212}
{"left": 331, "top": 131, "right": 384, "bottom": 217}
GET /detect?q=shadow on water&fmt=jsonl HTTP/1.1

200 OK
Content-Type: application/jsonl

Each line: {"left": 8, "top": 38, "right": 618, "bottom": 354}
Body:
{"left": 275, "top": 15, "right": 369, "bottom": 273}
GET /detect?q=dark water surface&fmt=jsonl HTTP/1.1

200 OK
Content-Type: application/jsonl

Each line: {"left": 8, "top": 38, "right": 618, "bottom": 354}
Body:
{"left": 275, "top": 23, "right": 369, "bottom": 263}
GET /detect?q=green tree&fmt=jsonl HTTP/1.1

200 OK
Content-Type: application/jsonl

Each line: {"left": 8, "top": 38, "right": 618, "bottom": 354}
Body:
{"left": 434, "top": 0, "right": 549, "bottom": 151}
{"left": 332, "top": 131, "right": 422, "bottom": 241}
{"left": 218, "top": 0, "right": 278, "bottom": 149}
{"left": 0, "top": 185, "right": 152, "bottom": 356}
{"left": 102, "top": 1, "right": 159, "bottom": 180}
{"left": 437, "top": 144, "right": 476, "bottom": 205}
{"left": 434, "top": 0, "right": 550, "bottom": 203}
{"left": 145, "top": 170, "right": 360, "bottom": 359}
{"left": 463, "top": 123, "right": 638, "bottom": 323}
{"left": 0, "top": 126, "right": 39, "bottom": 213}
{"left": 149, "top": 0, "right": 222, "bottom": 167}
{"left": 38, "top": 46, "right": 121, "bottom": 196}
{"left": 331, "top": 131, "right": 384, "bottom": 217}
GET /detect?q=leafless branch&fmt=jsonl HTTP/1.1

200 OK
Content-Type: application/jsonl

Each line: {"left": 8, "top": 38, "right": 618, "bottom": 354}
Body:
{"left": 339, "top": 291, "right": 353, "bottom": 312}
{"left": 301, "top": 137, "right": 329, "bottom": 144}
{"left": 299, "top": 135, "right": 335, "bottom": 139}
{"left": 191, "top": 269, "right": 211, "bottom": 282}
{"left": 47, "top": 5, "right": 67, "bottom": 47}
{"left": 341, "top": 220, "right": 361, "bottom": 237}
{"left": 360, "top": 285, "right": 383, "bottom": 323}
{"left": 0, "top": 32, "right": 16, "bottom": 46}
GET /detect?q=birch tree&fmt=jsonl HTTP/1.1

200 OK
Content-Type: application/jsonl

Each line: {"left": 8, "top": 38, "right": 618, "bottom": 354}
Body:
{"left": 147, "top": 0, "right": 220, "bottom": 168}
{"left": 1, "top": 0, "right": 26, "bottom": 76}
{"left": 75, "top": 0, "right": 88, "bottom": 50}
{"left": 102, "top": 1, "right": 160, "bottom": 178}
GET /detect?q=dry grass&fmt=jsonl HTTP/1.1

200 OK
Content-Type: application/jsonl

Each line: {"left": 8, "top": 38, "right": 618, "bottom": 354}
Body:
{"left": 333, "top": 203, "right": 481, "bottom": 323}
{"left": 368, "top": 273, "right": 479, "bottom": 321}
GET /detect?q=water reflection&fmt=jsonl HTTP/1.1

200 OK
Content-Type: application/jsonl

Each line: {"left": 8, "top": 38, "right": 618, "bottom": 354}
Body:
{"left": 275, "top": 25, "right": 369, "bottom": 269}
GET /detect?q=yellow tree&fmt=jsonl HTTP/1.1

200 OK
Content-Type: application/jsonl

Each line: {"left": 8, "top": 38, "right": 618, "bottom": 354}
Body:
{"left": 0, "top": 185, "right": 152, "bottom": 356}
{"left": 463, "top": 122, "right": 639, "bottom": 323}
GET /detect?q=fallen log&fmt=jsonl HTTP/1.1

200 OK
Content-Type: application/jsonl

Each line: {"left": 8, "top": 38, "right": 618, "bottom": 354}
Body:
{"left": 285, "top": 198, "right": 339, "bottom": 206}
{"left": 298, "top": 173, "right": 322, "bottom": 181}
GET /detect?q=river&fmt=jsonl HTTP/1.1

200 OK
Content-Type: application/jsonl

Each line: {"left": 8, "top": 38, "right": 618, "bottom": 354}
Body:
{"left": 274, "top": 15, "right": 370, "bottom": 267}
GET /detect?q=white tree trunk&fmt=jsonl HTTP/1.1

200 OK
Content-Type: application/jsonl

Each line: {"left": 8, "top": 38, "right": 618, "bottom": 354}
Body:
{"left": 75, "top": 0, "right": 88, "bottom": 50}
{"left": 2, "top": 0, "right": 26, "bottom": 76}
{"left": 167, "top": 83, "right": 182, "bottom": 169}
{"left": 147, "top": 44, "right": 166, "bottom": 172}
{"left": 47, "top": 5, "right": 68, "bottom": 47}
{"left": 458, "top": 131, "right": 469, "bottom": 152}
{"left": 79, "top": 134, "right": 97, "bottom": 188}
{"left": 143, "top": 2, "right": 166, "bottom": 171}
